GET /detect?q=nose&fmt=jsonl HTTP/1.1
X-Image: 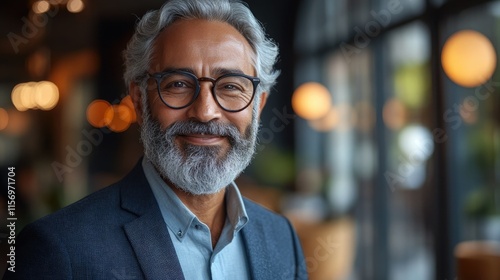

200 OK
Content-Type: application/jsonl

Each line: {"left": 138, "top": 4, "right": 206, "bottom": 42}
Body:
{"left": 186, "top": 82, "right": 222, "bottom": 122}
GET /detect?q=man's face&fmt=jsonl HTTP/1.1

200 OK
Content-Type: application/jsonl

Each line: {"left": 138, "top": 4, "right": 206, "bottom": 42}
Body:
{"left": 131, "top": 19, "right": 267, "bottom": 194}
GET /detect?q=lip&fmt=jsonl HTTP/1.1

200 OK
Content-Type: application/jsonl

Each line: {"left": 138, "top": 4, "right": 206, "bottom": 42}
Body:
{"left": 178, "top": 134, "right": 226, "bottom": 146}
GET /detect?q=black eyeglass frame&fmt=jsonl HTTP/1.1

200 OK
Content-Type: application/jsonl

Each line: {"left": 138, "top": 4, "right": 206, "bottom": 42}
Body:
{"left": 145, "top": 70, "right": 261, "bottom": 113}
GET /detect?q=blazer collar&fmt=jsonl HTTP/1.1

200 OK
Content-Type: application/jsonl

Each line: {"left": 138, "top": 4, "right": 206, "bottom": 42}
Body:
{"left": 119, "top": 159, "right": 185, "bottom": 280}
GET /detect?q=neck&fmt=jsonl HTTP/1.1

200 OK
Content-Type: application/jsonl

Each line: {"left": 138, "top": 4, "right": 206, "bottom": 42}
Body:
{"left": 170, "top": 185, "right": 227, "bottom": 248}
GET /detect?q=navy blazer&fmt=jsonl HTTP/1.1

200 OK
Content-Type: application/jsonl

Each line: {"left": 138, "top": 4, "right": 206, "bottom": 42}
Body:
{"left": 3, "top": 161, "right": 308, "bottom": 279}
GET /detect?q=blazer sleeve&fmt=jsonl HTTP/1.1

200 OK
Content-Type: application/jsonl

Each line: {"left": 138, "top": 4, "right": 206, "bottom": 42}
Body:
{"left": 3, "top": 222, "right": 72, "bottom": 280}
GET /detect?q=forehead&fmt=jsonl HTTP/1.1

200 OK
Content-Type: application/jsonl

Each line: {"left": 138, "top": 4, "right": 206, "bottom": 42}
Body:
{"left": 151, "top": 19, "right": 256, "bottom": 75}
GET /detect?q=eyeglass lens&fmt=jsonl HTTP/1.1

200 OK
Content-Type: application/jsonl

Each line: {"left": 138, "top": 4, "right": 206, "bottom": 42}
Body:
{"left": 156, "top": 72, "right": 255, "bottom": 111}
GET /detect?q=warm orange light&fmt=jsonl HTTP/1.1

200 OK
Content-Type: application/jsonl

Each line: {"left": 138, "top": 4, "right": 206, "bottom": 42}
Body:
{"left": 441, "top": 30, "right": 497, "bottom": 87}
{"left": 292, "top": 82, "right": 332, "bottom": 120}
{"left": 87, "top": 100, "right": 111, "bottom": 128}
{"left": 120, "top": 95, "right": 137, "bottom": 123}
{"left": 383, "top": 98, "right": 407, "bottom": 130}
{"left": 105, "top": 104, "right": 132, "bottom": 132}
{"left": 0, "top": 108, "right": 8, "bottom": 131}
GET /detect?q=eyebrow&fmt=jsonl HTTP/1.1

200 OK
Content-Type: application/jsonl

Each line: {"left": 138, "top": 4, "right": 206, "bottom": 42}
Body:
{"left": 158, "top": 67, "right": 247, "bottom": 77}
{"left": 212, "top": 67, "right": 246, "bottom": 76}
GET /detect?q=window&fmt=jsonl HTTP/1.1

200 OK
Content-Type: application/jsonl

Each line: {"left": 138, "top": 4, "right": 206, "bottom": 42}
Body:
{"left": 294, "top": 0, "right": 500, "bottom": 279}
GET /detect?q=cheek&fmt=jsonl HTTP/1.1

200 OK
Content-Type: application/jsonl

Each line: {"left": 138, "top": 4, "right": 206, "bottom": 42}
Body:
{"left": 227, "top": 111, "right": 254, "bottom": 135}
{"left": 148, "top": 93, "right": 163, "bottom": 109}
{"left": 148, "top": 97, "right": 186, "bottom": 129}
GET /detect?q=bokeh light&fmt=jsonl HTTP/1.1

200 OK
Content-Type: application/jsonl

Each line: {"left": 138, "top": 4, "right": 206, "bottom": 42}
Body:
{"left": 86, "top": 100, "right": 111, "bottom": 128}
{"left": 105, "top": 104, "right": 132, "bottom": 133}
{"left": 20, "top": 82, "right": 37, "bottom": 110}
{"left": 120, "top": 95, "right": 137, "bottom": 123}
{"left": 441, "top": 30, "right": 496, "bottom": 87}
{"left": 11, "top": 84, "right": 28, "bottom": 111}
{"left": 33, "top": 0, "right": 50, "bottom": 14}
{"left": 87, "top": 97, "right": 136, "bottom": 132}
{"left": 11, "top": 81, "right": 59, "bottom": 111}
{"left": 67, "top": 0, "right": 85, "bottom": 13}
{"left": 35, "top": 81, "right": 59, "bottom": 110}
{"left": 292, "top": 82, "right": 332, "bottom": 120}
{"left": 398, "top": 124, "right": 434, "bottom": 162}
{"left": 0, "top": 108, "right": 8, "bottom": 131}
{"left": 397, "top": 124, "right": 434, "bottom": 189}
{"left": 394, "top": 64, "right": 429, "bottom": 109}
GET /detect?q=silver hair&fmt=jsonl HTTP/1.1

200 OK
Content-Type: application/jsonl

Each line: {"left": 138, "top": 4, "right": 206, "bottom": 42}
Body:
{"left": 123, "top": 0, "right": 280, "bottom": 95}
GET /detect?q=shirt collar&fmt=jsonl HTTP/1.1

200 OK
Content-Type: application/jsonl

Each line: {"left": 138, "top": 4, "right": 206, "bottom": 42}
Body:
{"left": 225, "top": 181, "right": 249, "bottom": 232}
{"left": 142, "top": 157, "right": 249, "bottom": 241}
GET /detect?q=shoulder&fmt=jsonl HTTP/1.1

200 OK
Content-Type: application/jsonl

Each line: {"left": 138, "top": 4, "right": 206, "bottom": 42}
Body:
{"left": 33, "top": 182, "right": 123, "bottom": 228}
{"left": 26, "top": 160, "right": 146, "bottom": 231}
{"left": 15, "top": 179, "right": 133, "bottom": 255}
{"left": 242, "top": 197, "right": 296, "bottom": 236}
{"left": 6, "top": 165, "right": 148, "bottom": 278}
{"left": 5, "top": 182, "right": 124, "bottom": 279}
{"left": 243, "top": 197, "right": 285, "bottom": 221}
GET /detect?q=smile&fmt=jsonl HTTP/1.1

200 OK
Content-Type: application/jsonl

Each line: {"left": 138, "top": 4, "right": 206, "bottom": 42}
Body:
{"left": 178, "top": 134, "right": 226, "bottom": 146}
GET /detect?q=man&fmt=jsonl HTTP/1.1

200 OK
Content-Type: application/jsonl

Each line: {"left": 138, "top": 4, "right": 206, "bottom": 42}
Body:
{"left": 3, "top": 0, "right": 307, "bottom": 279}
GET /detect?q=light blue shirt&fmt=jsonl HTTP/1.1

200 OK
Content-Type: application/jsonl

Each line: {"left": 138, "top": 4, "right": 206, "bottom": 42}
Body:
{"left": 142, "top": 158, "right": 251, "bottom": 280}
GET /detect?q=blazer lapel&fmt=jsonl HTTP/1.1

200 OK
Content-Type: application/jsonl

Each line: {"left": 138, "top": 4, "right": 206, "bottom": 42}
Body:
{"left": 124, "top": 212, "right": 184, "bottom": 279}
{"left": 241, "top": 200, "right": 308, "bottom": 280}
{"left": 241, "top": 212, "right": 274, "bottom": 279}
{"left": 120, "top": 160, "right": 185, "bottom": 280}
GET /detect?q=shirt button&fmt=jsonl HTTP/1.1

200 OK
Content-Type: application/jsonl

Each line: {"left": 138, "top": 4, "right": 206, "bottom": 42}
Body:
{"left": 177, "top": 230, "right": 183, "bottom": 237}
{"left": 194, "top": 224, "right": 200, "bottom": 230}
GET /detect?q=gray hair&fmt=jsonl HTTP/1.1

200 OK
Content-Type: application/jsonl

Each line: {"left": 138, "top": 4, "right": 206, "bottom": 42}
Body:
{"left": 123, "top": 0, "right": 280, "bottom": 95}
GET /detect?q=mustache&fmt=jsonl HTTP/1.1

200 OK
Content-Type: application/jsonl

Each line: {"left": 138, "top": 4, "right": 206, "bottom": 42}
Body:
{"left": 165, "top": 120, "right": 243, "bottom": 142}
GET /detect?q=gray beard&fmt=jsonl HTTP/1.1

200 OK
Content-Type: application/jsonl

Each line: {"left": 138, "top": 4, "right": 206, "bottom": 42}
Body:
{"left": 140, "top": 99, "right": 259, "bottom": 195}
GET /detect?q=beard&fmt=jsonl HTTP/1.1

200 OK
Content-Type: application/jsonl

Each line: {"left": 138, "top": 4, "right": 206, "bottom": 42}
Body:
{"left": 139, "top": 96, "right": 260, "bottom": 195}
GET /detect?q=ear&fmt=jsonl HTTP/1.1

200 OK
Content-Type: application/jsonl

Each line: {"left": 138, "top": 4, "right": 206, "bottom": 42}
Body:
{"left": 129, "top": 82, "right": 144, "bottom": 125}
{"left": 257, "top": 92, "right": 268, "bottom": 119}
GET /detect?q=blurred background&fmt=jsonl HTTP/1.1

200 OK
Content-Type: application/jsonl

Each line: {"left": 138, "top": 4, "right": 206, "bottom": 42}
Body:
{"left": 1, "top": 0, "right": 500, "bottom": 279}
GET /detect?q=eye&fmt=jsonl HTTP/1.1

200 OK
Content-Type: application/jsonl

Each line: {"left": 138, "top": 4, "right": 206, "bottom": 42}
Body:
{"left": 223, "top": 84, "right": 239, "bottom": 90}
{"left": 170, "top": 81, "right": 189, "bottom": 88}
{"left": 159, "top": 75, "right": 195, "bottom": 92}
{"left": 217, "top": 83, "right": 245, "bottom": 94}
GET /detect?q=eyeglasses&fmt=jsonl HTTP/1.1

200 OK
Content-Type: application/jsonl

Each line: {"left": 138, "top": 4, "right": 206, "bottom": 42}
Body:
{"left": 145, "top": 70, "right": 260, "bottom": 112}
